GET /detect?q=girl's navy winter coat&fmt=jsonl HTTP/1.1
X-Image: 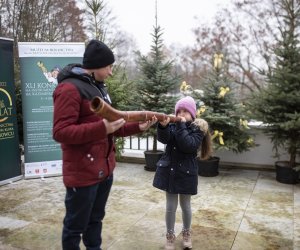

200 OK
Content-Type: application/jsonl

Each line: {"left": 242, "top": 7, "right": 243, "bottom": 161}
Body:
{"left": 153, "top": 121, "right": 204, "bottom": 195}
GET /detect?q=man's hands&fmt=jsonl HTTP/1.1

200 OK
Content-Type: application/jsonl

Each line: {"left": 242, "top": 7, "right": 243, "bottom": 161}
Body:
{"left": 103, "top": 116, "right": 158, "bottom": 134}
{"left": 139, "top": 116, "right": 158, "bottom": 131}
{"left": 103, "top": 118, "right": 126, "bottom": 134}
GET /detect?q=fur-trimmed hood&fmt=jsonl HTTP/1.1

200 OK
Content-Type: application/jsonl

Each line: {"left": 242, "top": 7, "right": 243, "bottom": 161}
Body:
{"left": 192, "top": 118, "right": 209, "bottom": 135}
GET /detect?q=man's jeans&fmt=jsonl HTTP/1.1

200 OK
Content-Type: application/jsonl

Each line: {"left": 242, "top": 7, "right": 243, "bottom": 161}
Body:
{"left": 62, "top": 176, "right": 113, "bottom": 250}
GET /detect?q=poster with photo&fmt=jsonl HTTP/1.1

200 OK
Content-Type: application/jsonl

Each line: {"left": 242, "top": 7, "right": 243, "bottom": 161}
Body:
{"left": 18, "top": 42, "right": 85, "bottom": 178}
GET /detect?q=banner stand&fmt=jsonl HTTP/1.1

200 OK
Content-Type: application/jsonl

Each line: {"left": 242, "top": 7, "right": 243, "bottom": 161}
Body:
{"left": 18, "top": 42, "right": 85, "bottom": 179}
{"left": 0, "top": 175, "right": 23, "bottom": 186}
{"left": 0, "top": 37, "right": 22, "bottom": 185}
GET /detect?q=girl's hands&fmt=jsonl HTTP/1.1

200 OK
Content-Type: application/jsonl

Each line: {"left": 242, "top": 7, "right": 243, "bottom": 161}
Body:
{"left": 159, "top": 117, "right": 170, "bottom": 127}
{"left": 179, "top": 116, "right": 186, "bottom": 122}
{"left": 139, "top": 116, "right": 158, "bottom": 131}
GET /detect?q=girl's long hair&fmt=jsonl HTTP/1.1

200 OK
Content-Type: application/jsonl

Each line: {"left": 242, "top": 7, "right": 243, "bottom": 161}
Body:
{"left": 197, "top": 129, "right": 213, "bottom": 160}
{"left": 192, "top": 118, "right": 213, "bottom": 160}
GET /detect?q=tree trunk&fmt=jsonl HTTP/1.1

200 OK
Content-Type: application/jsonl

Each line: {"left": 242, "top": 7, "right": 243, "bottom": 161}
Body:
{"left": 153, "top": 134, "right": 157, "bottom": 152}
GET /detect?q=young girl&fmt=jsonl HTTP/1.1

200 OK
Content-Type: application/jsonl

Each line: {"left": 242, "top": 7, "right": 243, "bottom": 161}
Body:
{"left": 153, "top": 96, "right": 212, "bottom": 250}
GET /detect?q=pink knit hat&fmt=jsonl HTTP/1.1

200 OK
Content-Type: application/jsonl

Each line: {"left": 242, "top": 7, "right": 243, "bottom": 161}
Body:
{"left": 175, "top": 96, "right": 196, "bottom": 119}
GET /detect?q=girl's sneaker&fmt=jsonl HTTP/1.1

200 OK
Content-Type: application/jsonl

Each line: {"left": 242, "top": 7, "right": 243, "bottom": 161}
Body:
{"left": 182, "top": 229, "right": 192, "bottom": 249}
{"left": 165, "top": 232, "right": 176, "bottom": 250}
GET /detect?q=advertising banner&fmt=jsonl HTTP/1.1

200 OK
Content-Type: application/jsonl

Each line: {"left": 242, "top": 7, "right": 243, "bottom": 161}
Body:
{"left": 0, "top": 37, "right": 22, "bottom": 185}
{"left": 18, "top": 42, "right": 85, "bottom": 178}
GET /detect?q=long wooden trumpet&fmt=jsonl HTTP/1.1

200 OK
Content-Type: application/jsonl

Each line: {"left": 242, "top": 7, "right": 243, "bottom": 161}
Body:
{"left": 90, "top": 96, "right": 181, "bottom": 122}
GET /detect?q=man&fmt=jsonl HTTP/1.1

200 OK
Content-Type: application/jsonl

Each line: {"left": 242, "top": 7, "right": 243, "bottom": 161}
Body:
{"left": 53, "top": 40, "right": 156, "bottom": 250}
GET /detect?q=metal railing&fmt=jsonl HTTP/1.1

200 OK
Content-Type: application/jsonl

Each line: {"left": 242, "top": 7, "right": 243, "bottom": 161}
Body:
{"left": 123, "top": 136, "right": 165, "bottom": 151}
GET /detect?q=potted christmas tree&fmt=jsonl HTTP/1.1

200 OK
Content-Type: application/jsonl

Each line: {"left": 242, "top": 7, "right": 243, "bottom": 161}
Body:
{"left": 249, "top": 0, "right": 300, "bottom": 184}
{"left": 135, "top": 19, "right": 180, "bottom": 171}
{"left": 181, "top": 52, "right": 255, "bottom": 176}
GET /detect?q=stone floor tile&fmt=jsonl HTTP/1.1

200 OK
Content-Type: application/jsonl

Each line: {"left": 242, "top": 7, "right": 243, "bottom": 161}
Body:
{"left": 107, "top": 239, "right": 163, "bottom": 250}
{"left": 0, "top": 242, "right": 22, "bottom": 250}
{"left": 193, "top": 192, "right": 250, "bottom": 212}
{"left": 0, "top": 216, "right": 31, "bottom": 230}
{"left": 294, "top": 216, "right": 300, "bottom": 243}
{"left": 294, "top": 240, "right": 300, "bottom": 250}
{"left": 251, "top": 188, "right": 294, "bottom": 204}
{"left": 246, "top": 199, "right": 293, "bottom": 218}
{"left": 193, "top": 208, "right": 244, "bottom": 231}
{"left": 120, "top": 217, "right": 170, "bottom": 243}
{"left": 232, "top": 231, "right": 293, "bottom": 250}
{"left": 220, "top": 168, "right": 260, "bottom": 181}
{"left": 103, "top": 210, "right": 147, "bottom": 241}
{"left": 238, "top": 213, "right": 293, "bottom": 239}
{"left": 294, "top": 185, "right": 300, "bottom": 207}
{"left": 2, "top": 222, "right": 62, "bottom": 250}
{"left": 255, "top": 172, "right": 294, "bottom": 193}
{"left": 176, "top": 225, "right": 236, "bottom": 250}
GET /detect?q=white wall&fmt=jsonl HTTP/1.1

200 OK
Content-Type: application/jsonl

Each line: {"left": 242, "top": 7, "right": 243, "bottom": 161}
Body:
{"left": 215, "top": 126, "right": 298, "bottom": 168}
{"left": 123, "top": 126, "right": 299, "bottom": 169}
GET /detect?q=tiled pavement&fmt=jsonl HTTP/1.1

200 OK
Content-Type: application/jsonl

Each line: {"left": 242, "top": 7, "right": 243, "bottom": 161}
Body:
{"left": 0, "top": 162, "right": 299, "bottom": 250}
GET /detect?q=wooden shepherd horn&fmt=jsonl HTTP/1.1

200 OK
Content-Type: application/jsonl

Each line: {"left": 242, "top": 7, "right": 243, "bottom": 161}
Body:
{"left": 90, "top": 96, "right": 181, "bottom": 123}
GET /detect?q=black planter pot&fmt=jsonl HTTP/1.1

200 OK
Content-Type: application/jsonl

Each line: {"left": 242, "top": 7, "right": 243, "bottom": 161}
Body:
{"left": 198, "top": 156, "right": 220, "bottom": 177}
{"left": 144, "top": 150, "right": 164, "bottom": 172}
{"left": 275, "top": 161, "right": 300, "bottom": 184}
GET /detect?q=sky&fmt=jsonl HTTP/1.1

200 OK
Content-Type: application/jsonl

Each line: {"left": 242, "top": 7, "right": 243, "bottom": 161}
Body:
{"left": 106, "top": 0, "right": 231, "bottom": 54}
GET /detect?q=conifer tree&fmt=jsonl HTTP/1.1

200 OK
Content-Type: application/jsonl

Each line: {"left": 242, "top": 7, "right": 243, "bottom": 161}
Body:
{"left": 250, "top": 0, "right": 300, "bottom": 167}
{"left": 135, "top": 20, "right": 180, "bottom": 151}
{"left": 106, "top": 65, "right": 135, "bottom": 159}
{"left": 181, "top": 53, "right": 255, "bottom": 153}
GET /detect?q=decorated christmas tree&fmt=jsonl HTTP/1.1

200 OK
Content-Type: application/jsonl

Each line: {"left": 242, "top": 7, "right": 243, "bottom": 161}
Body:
{"left": 181, "top": 53, "right": 255, "bottom": 153}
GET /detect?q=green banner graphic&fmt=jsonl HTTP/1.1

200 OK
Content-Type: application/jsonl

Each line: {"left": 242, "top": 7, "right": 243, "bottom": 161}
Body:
{"left": 0, "top": 38, "right": 22, "bottom": 184}
{"left": 18, "top": 42, "right": 85, "bottom": 178}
